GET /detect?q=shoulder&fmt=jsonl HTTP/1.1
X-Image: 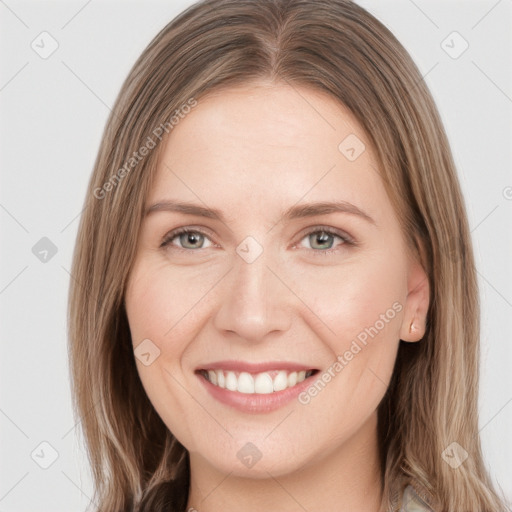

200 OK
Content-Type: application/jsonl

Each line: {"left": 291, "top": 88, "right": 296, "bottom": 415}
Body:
{"left": 399, "top": 483, "right": 436, "bottom": 512}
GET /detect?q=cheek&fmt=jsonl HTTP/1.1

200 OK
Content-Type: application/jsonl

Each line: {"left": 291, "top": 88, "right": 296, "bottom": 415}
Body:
{"left": 125, "top": 261, "right": 212, "bottom": 451}
{"left": 125, "top": 258, "right": 221, "bottom": 346}
{"left": 289, "top": 249, "right": 406, "bottom": 419}
{"left": 291, "top": 247, "right": 407, "bottom": 349}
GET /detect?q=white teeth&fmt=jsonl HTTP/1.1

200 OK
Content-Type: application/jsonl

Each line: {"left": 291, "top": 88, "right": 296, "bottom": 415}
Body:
{"left": 237, "top": 372, "right": 254, "bottom": 394}
{"left": 225, "top": 371, "right": 238, "bottom": 391}
{"left": 204, "top": 369, "right": 314, "bottom": 394}
{"left": 273, "top": 370, "right": 288, "bottom": 391}
{"left": 254, "top": 373, "right": 274, "bottom": 394}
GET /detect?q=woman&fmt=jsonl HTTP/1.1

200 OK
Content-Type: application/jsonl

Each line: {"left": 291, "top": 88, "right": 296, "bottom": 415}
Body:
{"left": 67, "top": 0, "right": 509, "bottom": 510}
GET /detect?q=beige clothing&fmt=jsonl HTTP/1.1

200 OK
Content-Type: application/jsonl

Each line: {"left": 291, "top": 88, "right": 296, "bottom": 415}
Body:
{"left": 399, "top": 484, "right": 436, "bottom": 511}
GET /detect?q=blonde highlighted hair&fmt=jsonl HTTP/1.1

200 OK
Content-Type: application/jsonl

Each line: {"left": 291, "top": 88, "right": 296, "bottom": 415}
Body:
{"left": 67, "top": 0, "right": 508, "bottom": 510}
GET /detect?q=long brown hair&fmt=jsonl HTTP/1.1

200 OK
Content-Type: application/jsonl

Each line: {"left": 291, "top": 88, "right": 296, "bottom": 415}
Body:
{"left": 67, "top": 0, "right": 508, "bottom": 510}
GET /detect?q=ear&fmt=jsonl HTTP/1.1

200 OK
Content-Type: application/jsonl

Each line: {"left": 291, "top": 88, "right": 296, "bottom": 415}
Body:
{"left": 399, "top": 244, "right": 430, "bottom": 343}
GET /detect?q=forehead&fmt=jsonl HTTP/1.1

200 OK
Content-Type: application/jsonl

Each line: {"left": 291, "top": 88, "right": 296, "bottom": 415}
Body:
{"left": 160, "top": 83, "right": 366, "bottom": 163}
{"left": 149, "top": 83, "right": 389, "bottom": 224}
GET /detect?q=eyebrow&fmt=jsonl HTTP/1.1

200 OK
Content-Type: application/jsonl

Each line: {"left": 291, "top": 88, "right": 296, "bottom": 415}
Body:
{"left": 145, "top": 200, "right": 376, "bottom": 225}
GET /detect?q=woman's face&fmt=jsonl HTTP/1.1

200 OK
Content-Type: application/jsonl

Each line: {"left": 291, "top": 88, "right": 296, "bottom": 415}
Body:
{"left": 125, "top": 83, "right": 429, "bottom": 478}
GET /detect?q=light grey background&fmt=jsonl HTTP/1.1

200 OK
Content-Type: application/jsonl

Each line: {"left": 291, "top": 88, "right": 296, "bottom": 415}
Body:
{"left": 0, "top": 1, "right": 511, "bottom": 510}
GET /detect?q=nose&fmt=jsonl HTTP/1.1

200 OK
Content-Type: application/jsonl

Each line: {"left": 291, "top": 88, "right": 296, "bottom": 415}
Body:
{"left": 212, "top": 246, "right": 292, "bottom": 343}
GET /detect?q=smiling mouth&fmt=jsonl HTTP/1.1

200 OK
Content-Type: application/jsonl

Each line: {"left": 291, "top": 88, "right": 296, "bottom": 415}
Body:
{"left": 197, "top": 369, "right": 319, "bottom": 394}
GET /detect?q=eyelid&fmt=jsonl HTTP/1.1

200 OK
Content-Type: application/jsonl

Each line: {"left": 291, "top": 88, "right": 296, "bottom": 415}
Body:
{"left": 296, "top": 225, "right": 355, "bottom": 246}
{"left": 159, "top": 225, "right": 217, "bottom": 249}
{"left": 160, "top": 224, "right": 357, "bottom": 253}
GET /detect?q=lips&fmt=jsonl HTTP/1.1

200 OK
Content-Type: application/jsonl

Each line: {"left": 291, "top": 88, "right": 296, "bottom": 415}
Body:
{"left": 195, "top": 361, "right": 320, "bottom": 413}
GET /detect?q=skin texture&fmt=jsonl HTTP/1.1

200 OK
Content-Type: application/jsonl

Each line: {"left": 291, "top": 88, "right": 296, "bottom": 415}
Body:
{"left": 124, "top": 82, "right": 430, "bottom": 511}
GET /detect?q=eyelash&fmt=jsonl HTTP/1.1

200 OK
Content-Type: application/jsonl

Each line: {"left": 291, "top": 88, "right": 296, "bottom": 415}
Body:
{"left": 160, "top": 226, "right": 356, "bottom": 256}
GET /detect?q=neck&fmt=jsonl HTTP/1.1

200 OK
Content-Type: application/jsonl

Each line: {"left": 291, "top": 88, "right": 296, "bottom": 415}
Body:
{"left": 186, "top": 412, "right": 384, "bottom": 512}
